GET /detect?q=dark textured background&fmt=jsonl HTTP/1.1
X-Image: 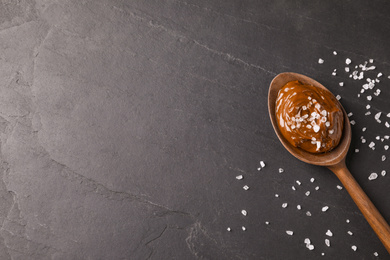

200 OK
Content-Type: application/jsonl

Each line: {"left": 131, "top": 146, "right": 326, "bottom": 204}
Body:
{"left": 0, "top": 0, "right": 389, "bottom": 259}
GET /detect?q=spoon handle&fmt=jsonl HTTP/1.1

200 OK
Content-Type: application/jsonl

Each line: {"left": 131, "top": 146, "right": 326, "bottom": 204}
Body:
{"left": 329, "top": 161, "right": 390, "bottom": 254}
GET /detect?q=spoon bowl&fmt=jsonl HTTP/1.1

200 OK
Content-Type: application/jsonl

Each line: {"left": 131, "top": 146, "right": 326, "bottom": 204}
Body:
{"left": 268, "top": 72, "right": 390, "bottom": 254}
{"left": 268, "top": 72, "right": 351, "bottom": 166}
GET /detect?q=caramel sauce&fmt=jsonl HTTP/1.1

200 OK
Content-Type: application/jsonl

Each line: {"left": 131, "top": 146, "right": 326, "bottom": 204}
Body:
{"left": 276, "top": 81, "right": 344, "bottom": 153}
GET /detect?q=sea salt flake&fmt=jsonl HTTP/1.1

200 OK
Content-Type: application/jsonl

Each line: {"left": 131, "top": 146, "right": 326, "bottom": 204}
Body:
{"left": 385, "top": 145, "right": 389, "bottom": 150}
{"left": 350, "top": 120, "right": 355, "bottom": 125}
{"left": 366, "top": 105, "right": 370, "bottom": 110}
{"left": 339, "top": 82, "right": 344, "bottom": 87}
{"left": 282, "top": 203, "right": 288, "bottom": 208}
{"left": 369, "top": 142, "right": 375, "bottom": 148}
{"left": 387, "top": 113, "right": 390, "bottom": 117}
{"left": 362, "top": 127, "right": 367, "bottom": 131}
{"left": 315, "top": 186, "right": 320, "bottom": 190}
{"left": 337, "top": 185, "right": 343, "bottom": 190}
{"left": 345, "top": 67, "right": 350, "bottom": 72}
{"left": 279, "top": 168, "right": 284, "bottom": 173}
{"left": 385, "top": 122, "right": 390, "bottom": 128}
{"left": 347, "top": 112, "right": 353, "bottom": 117}
{"left": 296, "top": 180, "right": 301, "bottom": 185}
{"left": 318, "top": 58, "right": 324, "bottom": 64}
{"left": 292, "top": 186, "right": 296, "bottom": 191}
{"left": 361, "top": 138, "right": 366, "bottom": 143}
{"left": 313, "top": 125, "right": 320, "bottom": 132}
{"left": 260, "top": 161, "right": 266, "bottom": 168}
{"left": 236, "top": 175, "right": 243, "bottom": 180}
{"left": 306, "top": 211, "right": 312, "bottom": 216}
{"left": 365, "top": 112, "right": 371, "bottom": 116}
{"left": 310, "top": 178, "right": 315, "bottom": 183}
{"left": 307, "top": 244, "right": 314, "bottom": 250}
{"left": 368, "top": 172, "right": 378, "bottom": 180}
{"left": 326, "top": 230, "right": 333, "bottom": 237}
{"left": 325, "top": 239, "right": 330, "bottom": 247}
{"left": 382, "top": 170, "right": 387, "bottom": 176}
{"left": 322, "top": 206, "right": 329, "bottom": 212}
{"left": 336, "top": 95, "right": 341, "bottom": 100}
{"left": 243, "top": 185, "right": 249, "bottom": 190}
{"left": 305, "top": 191, "right": 310, "bottom": 196}
{"left": 297, "top": 205, "right": 301, "bottom": 210}
{"left": 375, "top": 112, "right": 382, "bottom": 120}
{"left": 351, "top": 245, "right": 357, "bottom": 251}
{"left": 367, "top": 95, "right": 372, "bottom": 101}
{"left": 382, "top": 155, "right": 386, "bottom": 161}
{"left": 304, "top": 238, "right": 311, "bottom": 244}
{"left": 346, "top": 58, "right": 351, "bottom": 64}
{"left": 374, "top": 252, "right": 379, "bottom": 256}
{"left": 241, "top": 210, "right": 247, "bottom": 216}
{"left": 347, "top": 231, "right": 353, "bottom": 235}
{"left": 377, "top": 72, "right": 383, "bottom": 77}
{"left": 286, "top": 230, "right": 294, "bottom": 235}
{"left": 369, "top": 59, "right": 374, "bottom": 63}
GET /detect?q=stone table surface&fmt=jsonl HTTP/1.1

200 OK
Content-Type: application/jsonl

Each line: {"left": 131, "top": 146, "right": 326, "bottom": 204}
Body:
{"left": 0, "top": 0, "right": 390, "bottom": 259}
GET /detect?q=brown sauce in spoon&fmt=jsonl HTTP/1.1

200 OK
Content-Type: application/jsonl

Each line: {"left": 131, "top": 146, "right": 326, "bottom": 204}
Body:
{"left": 276, "top": 80, "right": 344, "bottom": 153}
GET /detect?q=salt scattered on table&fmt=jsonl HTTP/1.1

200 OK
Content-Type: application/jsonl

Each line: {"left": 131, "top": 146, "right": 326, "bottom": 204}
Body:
{"left": 315, "top": 186, "right": 320, "bottom": 190}
{"left": 337, "top": 185, "right": 343, "bottom": 190}
{"left": 347, "top": 231, "right": 353, "bottom": 235}
{"left": 374, "top": 252, "right": 379, "bottom": 256}
{"left": 346, "top": 58, "right": 352, "bottom": 64}
{"left": 351, "top": 245, "right": 357, "bottom": 251}
{"left": 297, "top": 205, "right": 301, "bottom": 210}
{"left": 286, "top": 230, "right": 294, "bottom": 236}
{"left": 325, "top": 239, "right": 330, "bottom": 247}
{"left": 236, "top": 175, "right": 243, "bottom": 180}
{"left": 310, "top": 178, "right": 315, "bottom": 183}
{"left": 336, "top": 95, "right": 341, "bottom": 100}
{"left": 368, "top": 172, "right": 378, "bottom": 180}
{"left": 333, "top": 51, "right": 337, "bottom": 55}
{"left": 382, "top": 155, "right": 386, "bottom": 161}
{"left": 241, "top": 210, "right": 247, "bottom": 216}
{"left": 227, "top": 227, "right": 231, "bottom": 232}
{"left": 282, "top": 203, "right": 288, "bottom": 208}
{"left": 381, "top": 170, "right": 386, "bottom": 176}
{"left": 243, "top": 185, "right": 249, "bottom": 190}
{"left": 318, "top": 58, "right": 324, "bottom": 64}
{"left": 278, "top": 168, "right": 284, "bottom": 173}
{"left": 322, "top": 206, "right": 329, "bottom": 212}
{"left": 305, "top": 191, "right": 310, "bottom": 196}
{"left": 326, "top": 230, "right": 333, "bottom": 237}
{"left": 242, "top": 226, "right": 246, "bottom": 231}
{"left": 306, "top": 211, "right": 312, "bottom": 216}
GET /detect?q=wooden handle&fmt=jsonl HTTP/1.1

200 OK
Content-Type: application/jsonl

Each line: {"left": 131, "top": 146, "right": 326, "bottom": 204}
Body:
{"left": 328, "top": 161, "right": 390, "bottom": 254}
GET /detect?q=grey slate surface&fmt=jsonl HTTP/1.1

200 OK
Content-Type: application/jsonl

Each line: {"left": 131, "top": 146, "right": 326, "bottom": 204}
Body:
{"left": 0, "top": 0, "right": 389, "bottom": 259}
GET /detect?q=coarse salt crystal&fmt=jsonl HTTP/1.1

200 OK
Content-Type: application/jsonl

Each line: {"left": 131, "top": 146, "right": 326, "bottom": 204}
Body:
{"left": 333, "top": 51, "right": 337, "bottom": 55}
{"left": 307, "top": 244, "right": 314, "bottom": 250}
{"left": 347, "top": 112, "right": 353, "bottom": 117}
{"left": 377, "top": 72, "right": 383, "bottom": 77}
{"left": 236, "top": 175, "right": 243, "bottom": 180}
{"left": 260, "top": 161, "right": 266, "bottom": 168}
{"left": 365, "top": 111, "right": 371, "bottom": 116}
{"left": 345, "top": 67, "right": 350, "bottom": 72}
{"left": 382, "top": 155, "right": 386, "bottom": 161}
{"left": 368, "top": 172, "right": 378, "bottom": 180}
{"left": 313, "top": 125, "right": 320, "bottom": 133}
{"left": 265, "top": 221, "right": 270, "bottom": 225}
{"left": 297, "top": 205, "right": 301, "bottom": 210}
{"left": 241, "top": 210, "right": 247, "bottom": 216}
{"left": 350, "top": 120, "right": 356, "bottom": 125}
{"left": 337, "top": 185, "right": 343, "bottom": 190}
{"left": 375, "top": 112, "right": 382, "bottom": 120}
{"left": 315, "top": 186, "right": 320, "bottom": 190}
{"left": 306, "top": 211, "right": 312, "bottom": 216}
{"left": 347, "top": 231, "right": 353, "bottom": 235}
{"left": 326, "top": 230, "right": 333, "bottom": 237}
{"left": 282, "top": 203, "right": 288, "bottom": 208}
{"left": 382, "top": 170, "right": 387, "bottom": 176}
{"left": 339, "top": 82, "right": 344, "bottom": 87}
{"left": 346, "top": 58, "right": 351, "bottom": 64}
{"left": 318, "top": 58, "right": 324, "bottom": 64}
{"left": 310, "top": 178, "right": 315, "bottom": 182}
{"left": 374, "top": 252, "right": 379, "bottom": 256}
{"left": 366, "top": 105, "right": 370, "bottom": 109}
{"left": 305, "top": 191, "right": 310, "bottom": 196}
{"left": 279, "top": 168, "right": 284, "bottom": 173}
{"left": 387, "top": 113, "right": 390, "bottom": 117}
{"left": 351, "top": 245, "right": 357, "bottom": 251}
{"left": 243, "top": 185, "right": 249, "bottom": 190}
{"left": 227, "top": 227, "right": 231, "bottom": 231}
{"left": 336, "top": 95, "right": 341, "bottom": 100}
{"left": 346, "top": 219, "right": 350, "bottom": 223}
{"left": 292, "top": 186, "right": 296, "bottom": 191}
{"left": 369, "top": 59, "right": 374, "bottom": 63}
{"left": 242, "top": 226, "right": 246, "bottom": 231}
{"left": 355, "top": 149, "right": 359, "bottom": 153}
{"left": 296, "top": 180, "right": 301, "bottom": 185}
{"left": 367, "top": 95, "right": 372, "bottom": 101}
{"left": 286, "top": 230, "right": 294, "bottom": 236}
{"left": 361, "top": 138, "right": 366, "bottom": 143}
{"left": 322, "top": 206, "right": 329, "bottom": 212}
{"left": 385, "top": 145, "right": 389, "bottom": 150}
{"left": 325, "top": 239, "right": 330, "bottom": 247}
{"left": 362, "top": 127, "right": 367, "bottom": 131}
{"left": 369, "top": 142, "right": 375, "bottom": 148}
{"left": 304, "top": 238, "right": 311, "bottom": 244}
{"left": 385, "top": 122, "right": 390, "bottom": 128}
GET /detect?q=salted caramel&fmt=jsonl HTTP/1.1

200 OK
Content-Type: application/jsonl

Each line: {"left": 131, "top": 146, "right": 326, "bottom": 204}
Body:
{"left": 276, "top": 80, "right": 344, "bottom": 153}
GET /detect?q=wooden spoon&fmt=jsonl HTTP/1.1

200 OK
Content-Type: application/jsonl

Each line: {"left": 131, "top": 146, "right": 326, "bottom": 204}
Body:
{"left": 268, "top": 72, "right": 390, "bottom": 254}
